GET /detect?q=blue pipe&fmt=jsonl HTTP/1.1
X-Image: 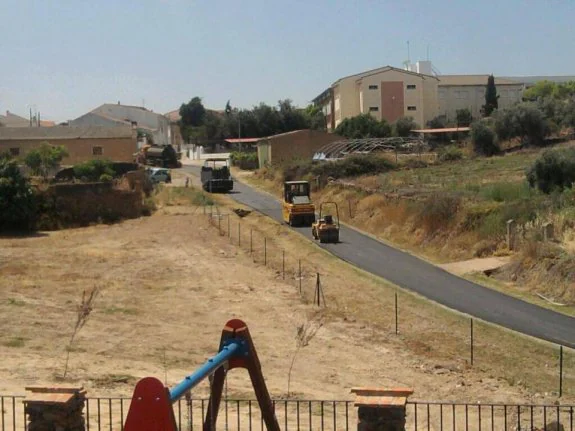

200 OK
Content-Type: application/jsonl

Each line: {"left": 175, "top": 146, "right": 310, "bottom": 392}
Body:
{"left": 169, "top": 340, "right": 242, "bottom": 402}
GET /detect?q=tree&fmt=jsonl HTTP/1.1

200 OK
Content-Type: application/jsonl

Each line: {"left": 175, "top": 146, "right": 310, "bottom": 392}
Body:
{"left": 456, "top": 108, "right": 473, "bottom": 127}
{"left": 0, "top": 156, "right": 36, "bottom": 231}
{"left": 483, "top": 75, "right": 499, "bottom": 117}
{"left": 527, "top": 147, "right": 575, "bottom": 193}
{"left": 471, "top": 120, "right": 499, "bottom": 156}
{"left": 304, "top": 104, "right": 326, "bottom": 131}
{"left": 179, "top": 97, "right": 207, "bottom": 142}
{"left": 73, "top": 159, "right": 115, "bottom": 182}
{"left": 24, "top": 142, "right": 68, "bottom": 179}
{"left": 494, "top": 103, "right": 546, "bottom": 146}
{"left": 394, "top": 116, "right": 418, "bottom": 137}
{"left": 334, "top": 114, "right": 392, "bottom": 138}
{"left": 427, "top": 116, "right": 447, "bottom": 129}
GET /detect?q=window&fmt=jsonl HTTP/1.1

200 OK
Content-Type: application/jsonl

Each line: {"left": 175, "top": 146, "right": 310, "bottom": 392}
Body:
{"left": 369, "top": 106, "right": 379, "bottom": 112}
{"left": 407, "top": 84, "right": 416, "bottom": 90}
{"left": 92, "top": 146, "right": 103, "bottom": 156}
{"left": 368, "top": 85, "right": 378, "bottom": 90}
{"left": 9, "top": 148, "right": 20, "bottom": 156}
{"left": 438, "top": 90, "right": 446, "bottom": 99}
{"left": 407, "top": 106, "right": 417, "bottom": 111}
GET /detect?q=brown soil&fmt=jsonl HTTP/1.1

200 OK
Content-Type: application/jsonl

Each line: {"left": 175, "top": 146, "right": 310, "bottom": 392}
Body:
{"left": 0, "top": 186, "right": 571, "bottom": 407}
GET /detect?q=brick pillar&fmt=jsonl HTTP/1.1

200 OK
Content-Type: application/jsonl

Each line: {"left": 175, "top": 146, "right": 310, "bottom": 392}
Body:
{"left": 351, "top": 387, "right": 414, "bottom": 431}
{"left": 24, "top": 386, "right": 87, "bottom": 431}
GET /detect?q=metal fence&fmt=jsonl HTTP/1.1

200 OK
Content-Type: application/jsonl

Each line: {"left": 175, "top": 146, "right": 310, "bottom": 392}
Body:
{"left": 2, "top": 395, "right": 575, "bottom": 430}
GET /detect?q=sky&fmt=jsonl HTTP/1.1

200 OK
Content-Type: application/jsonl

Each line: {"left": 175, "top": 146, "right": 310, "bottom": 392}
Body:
{"left": 1, "top": 0, "right": 574, "bottom": 123}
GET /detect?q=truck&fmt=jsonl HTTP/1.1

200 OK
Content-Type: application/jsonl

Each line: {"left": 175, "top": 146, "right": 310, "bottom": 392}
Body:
{"left": 135, "top": 145, "right": 181, "bottom": 169}
{"left": 201, "top": 157, "right": 234, "bottom": 193}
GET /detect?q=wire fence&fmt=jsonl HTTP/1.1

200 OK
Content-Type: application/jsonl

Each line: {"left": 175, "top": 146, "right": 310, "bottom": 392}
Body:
{"left": 2, "top": 395, "right": 575, "bottom": 430}
{"left": 201, "top": 203, "right": 575, "bottom": 399}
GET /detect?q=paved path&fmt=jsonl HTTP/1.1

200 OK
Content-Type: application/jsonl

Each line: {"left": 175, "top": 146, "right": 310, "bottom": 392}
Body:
{"left": 181, "top": 165, "right": 575, "bottom": 348}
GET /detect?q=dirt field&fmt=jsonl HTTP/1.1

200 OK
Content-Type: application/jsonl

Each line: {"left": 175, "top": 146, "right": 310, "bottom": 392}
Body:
{"left": 0, "top": 186, "right": 572, "bottom": 409}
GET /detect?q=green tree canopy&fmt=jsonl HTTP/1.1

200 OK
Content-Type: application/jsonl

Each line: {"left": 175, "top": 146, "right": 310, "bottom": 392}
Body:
{"left": 334, "top": 113, "right": 392, "bottom": 138}
{"left": 394, "top": 116, "right": 418, "bottom": 137}
{"left": 24, "top": 142, "right": 68, "bottom": 179}
{"left": 0, "top": 156, "right": 36, "bottom": 231}
{"left": 483, "top": 75, "right": 499, "bottom": 117}
{"left": 456, "top": 108, "right": 473, "bottom": 126}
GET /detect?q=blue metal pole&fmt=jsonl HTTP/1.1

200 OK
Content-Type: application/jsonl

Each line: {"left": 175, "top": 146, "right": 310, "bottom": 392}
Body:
{"left": 169, "top": 341, "right": 242, "bottom": 402}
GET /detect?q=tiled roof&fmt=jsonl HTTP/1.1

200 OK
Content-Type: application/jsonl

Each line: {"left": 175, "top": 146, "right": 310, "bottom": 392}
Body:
{"left": 0, "top": 125, "right": 134, "bottom": 140}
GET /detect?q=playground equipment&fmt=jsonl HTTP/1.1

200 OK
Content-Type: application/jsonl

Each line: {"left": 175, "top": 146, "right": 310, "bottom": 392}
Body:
{"left": 282, "top": 181, "right": 316, "bottom": 227}
{"left": 201, "top": 158, "right": 234, "bottom": 193}
{"left": 312, "top": 202, "right": 340, "bottom": 243}
{"left": 123, "top": 319, "right": 280, "bottom": 431}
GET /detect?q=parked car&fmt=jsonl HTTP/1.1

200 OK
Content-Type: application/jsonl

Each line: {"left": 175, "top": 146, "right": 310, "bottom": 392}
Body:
{"left": 147, "top": 167, "right": 171, "bottom": 184}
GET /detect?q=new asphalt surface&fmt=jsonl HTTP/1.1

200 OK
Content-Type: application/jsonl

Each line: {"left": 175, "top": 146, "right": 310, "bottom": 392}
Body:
{"left": 183, "top": 165, "right": 575, "bottom": 348}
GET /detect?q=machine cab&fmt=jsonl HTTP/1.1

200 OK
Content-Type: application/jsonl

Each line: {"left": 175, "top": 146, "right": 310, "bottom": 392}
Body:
{"left": 284, "top": 181, "right": 311, "bottom": 204}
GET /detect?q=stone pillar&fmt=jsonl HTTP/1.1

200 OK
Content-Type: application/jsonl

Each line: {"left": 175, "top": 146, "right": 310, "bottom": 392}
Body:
{"left": 24, "top": 386, "right": 87, "bottom": 431}
{"left": 506, "top": 219, "right": 517, "bottom": 250}
{"left": 351, "top": 387, "right": 414, "bottom": 431}
{"left": 543, "top": 222, "right": 554, "bottom": 242}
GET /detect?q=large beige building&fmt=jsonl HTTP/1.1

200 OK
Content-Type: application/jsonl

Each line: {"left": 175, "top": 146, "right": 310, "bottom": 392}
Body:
{"left": 437, "top": 75, "right": 524, "bottom": 122}
{"left": 313, "top": 62, "right": 527, "bottom": 130}
{"left": 313, "top": 65, "right": 440, "bottom": 130}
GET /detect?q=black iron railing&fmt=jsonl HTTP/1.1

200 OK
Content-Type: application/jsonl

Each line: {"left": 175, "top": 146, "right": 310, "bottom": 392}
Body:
{"left": 2, "top": 395, "right": 574, "bottom": 430}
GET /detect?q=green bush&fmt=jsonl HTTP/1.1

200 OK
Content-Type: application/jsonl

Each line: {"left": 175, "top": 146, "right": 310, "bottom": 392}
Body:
{"left": 99, "top": 174, "right": 114, "bottom": 183}
{"left": 334, "top": 114, "right": 392, "bottom": 138}
{"left": 73, "top": 159, "right": 115, "bottom": 182}
{"left": 230, "top": 151, "right": 258, "bottom": 169}
{"left": 0, "top": 157, "right": 37, "bottom": 232}
{"left": 526, "top": 147, "right": 575, "bottom": 194}
{"left": 24, "top": 142, "right": 68, "bottom": 179}
{"left": 311, "top": 155, "right": 396, "bottom": 179}
{"left": 438, "top": 145, "right": 463, "bottom": 162}
{"left": 418, "top": 194, "right": 461, "bottom": 234}
{"left": 394, "top": 116, "right": 418, "bottom": 137}
{"left": 471, "top": 121, "right": 499, "bottom": 156}
{"left": 494, "top": 104, "right": 546, "bottom": 146}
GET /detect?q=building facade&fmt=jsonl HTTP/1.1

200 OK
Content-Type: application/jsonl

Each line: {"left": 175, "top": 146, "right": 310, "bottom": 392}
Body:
{"left": 437, "top": 75, "right": 524, "bottom": 122}
{"left": 0, "top": 126, "right": 137, "bottom": 165}
{"left": 256, "top": 129, "right": 342, "bottom": 168}
{"left": 313, "top": 65, "right": 440, "bottom": 131}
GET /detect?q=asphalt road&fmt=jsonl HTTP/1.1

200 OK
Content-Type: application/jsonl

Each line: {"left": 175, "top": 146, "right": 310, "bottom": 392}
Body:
{"left": 183, "top": 165, "right": 575, "bottom": 349}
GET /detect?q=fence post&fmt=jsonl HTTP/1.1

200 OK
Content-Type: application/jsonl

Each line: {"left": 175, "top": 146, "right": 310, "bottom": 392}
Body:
{"left": 250, "top": 229, "right": 253, "bottom": 254}
{"left": 348, "top": 199, "right": 352, "bottom": 219}
{"left": 394, "top": 292, "right": 398, "bottom": 335}
{"left": 282, "top": 250, "right": 285, "bottom": 280}
{"left": 218, "top": 215, "right": 221, "bottom": 235}
{"left": 298, "top": 259, "right": 302, "bottom": 294}
{"left": 238, "top": 222, "right": 241, "bottom": 247}
{"left": 264, "top": 238, "right": 267, "bottom": 266}
{"left": 470, "top": 318, "right": 474, "bottom": 366}
{"left": 228, "top": 215, "right": 231, "bottom": 240}
{"left": 560, "top": 345, "right": 563, "bottom": 397}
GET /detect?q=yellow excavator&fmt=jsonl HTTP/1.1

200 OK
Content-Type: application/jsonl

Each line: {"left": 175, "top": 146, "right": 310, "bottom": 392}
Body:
{"left": 312, "top": 202, "right": 340, "bottom": 243}
{"left": 282, "top": 181, "right": 316, "bottom": 227}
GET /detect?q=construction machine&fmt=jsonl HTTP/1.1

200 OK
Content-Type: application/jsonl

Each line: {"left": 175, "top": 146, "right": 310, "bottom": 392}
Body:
{"left": 282, "top": 181, "right": 316, "bottom": 227}
{"left": 312, "top": 202, "right": 340, "bottom": 243}
{"left": 201, "top": 157, "right": 234, "bottom": 193}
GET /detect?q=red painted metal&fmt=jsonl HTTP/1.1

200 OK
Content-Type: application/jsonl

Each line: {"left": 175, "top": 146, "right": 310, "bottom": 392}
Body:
{"left": 124, "top": 377, "right": 177, "bottom": 431}
{"left": 123, "top": 319, "right": 280, "bottom": 431}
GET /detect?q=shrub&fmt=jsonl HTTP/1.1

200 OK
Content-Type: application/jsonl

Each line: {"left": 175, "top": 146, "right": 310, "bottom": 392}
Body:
{"left": 526, "top": 147, "right": 575, "bottom": 193}
{"left": 471, "top": 121, "right": 499, "bottom": 156}
{"left": 494, "top": 104, "right": 547, "bottom": 146}
{"left": 418, "top": 194, "right": 461, "bottom": 234}
{"left": 456, "top": 108, "right": 473, "bottom": 127}
{"left": 24, "top": 142, "right": 68, "bottom": 179}
{"left": 73, "top": 159, "right": 115, "bottom": 182}
{"left": 334, "top": 113, "right": 392, "bottom": 138}
{"left": 230, "top": 151, "right": 259, "bottom": 169}
{"left": 394, "top": 116, "right": 418, "bottom": 137}
{"left": 99, "top": 174, "right": 113, "bottom": 183}
{"left": 311, "top": 155, "right": 396, "bottom": 179}
{"left": 0, "top": 157, "right": 37, "bottom": 232}
{"left": 438, "top": 145, "right": 463, "bottom": 162}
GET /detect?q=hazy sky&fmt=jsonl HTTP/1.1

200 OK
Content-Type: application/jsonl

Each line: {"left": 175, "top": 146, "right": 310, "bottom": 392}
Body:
{"left": 2, "top": 0, "right": 574, "bottom": 122}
